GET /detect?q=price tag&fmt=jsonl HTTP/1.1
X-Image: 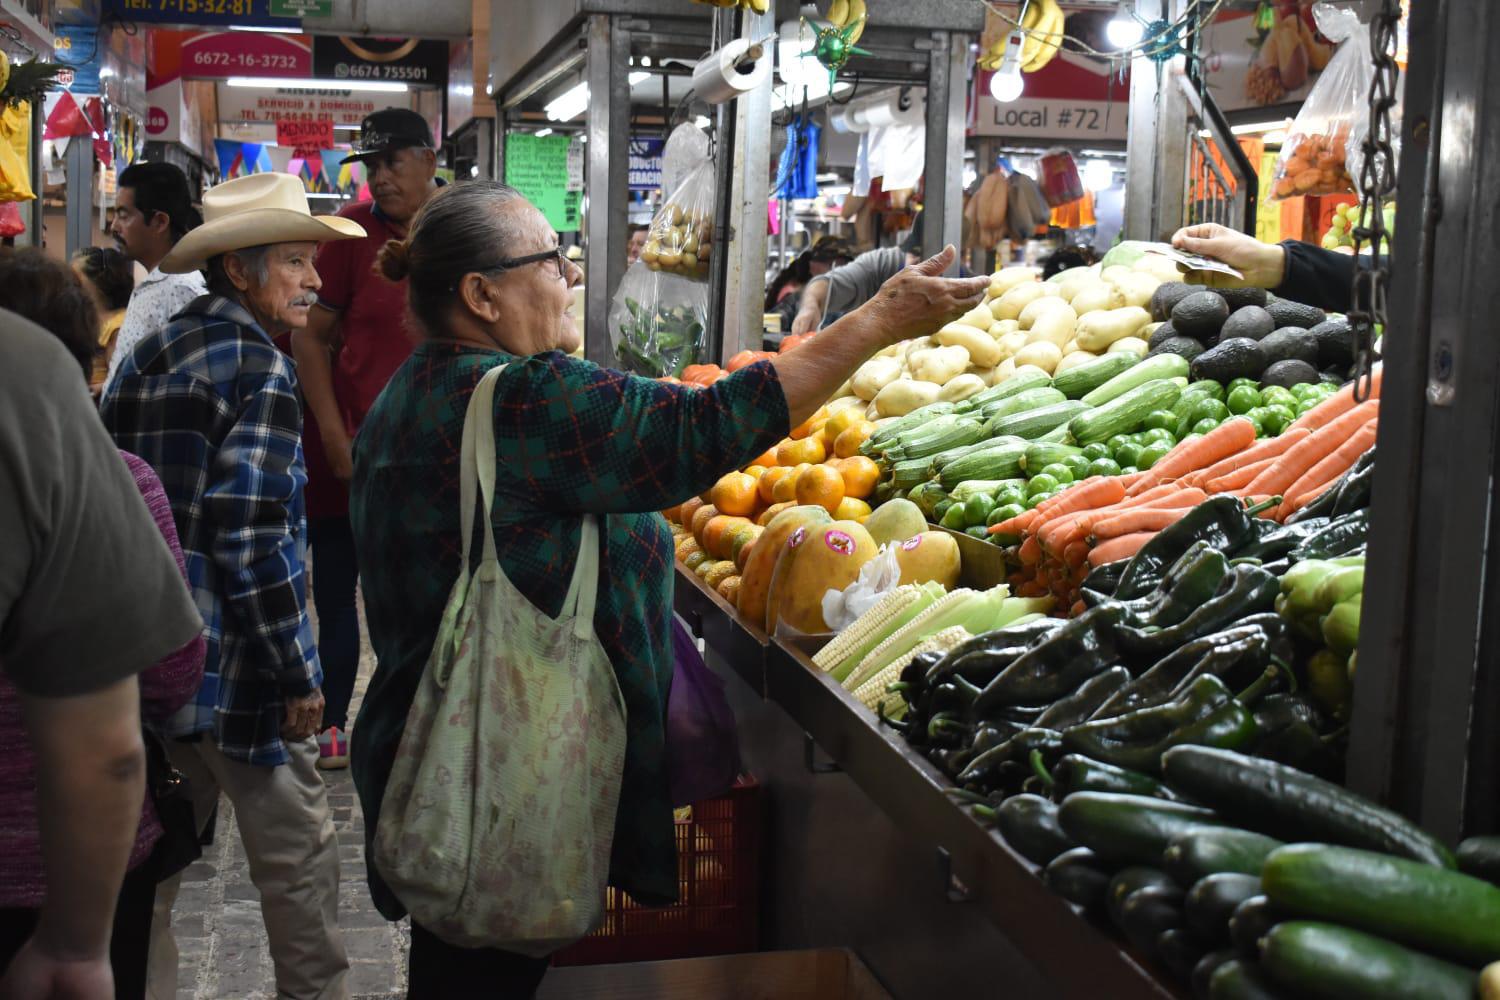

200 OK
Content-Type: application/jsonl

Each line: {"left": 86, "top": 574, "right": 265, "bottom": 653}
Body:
{"left": 566, "top": 140, "right": 584, "bottom": 192}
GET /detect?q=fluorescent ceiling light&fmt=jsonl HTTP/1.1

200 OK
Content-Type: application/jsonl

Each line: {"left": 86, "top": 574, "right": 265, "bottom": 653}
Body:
{"left": 547, "top": 74, "right": 650, "bottom": 121}
{"left": 228, "top": 24, "right": 303, "bottom": 34}
{"left": 1084, "top": 158, "right": 1115, "bottom": 192}
{"left": 226, "top": 76, "right": 409, "bottom": 92}
{"left": 628, "top": 72, "right": 651, "bottom": 85}
{"left": 535, "top": 128, "right": 553, "bottom": 137}
{"left": 1231, "top": 119, "right": 1291, "bottom": 135}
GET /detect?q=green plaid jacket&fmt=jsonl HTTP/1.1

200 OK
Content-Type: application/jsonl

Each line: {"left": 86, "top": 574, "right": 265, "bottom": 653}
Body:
{"left": 349, "top": 342, "right": 787, "bottom": 919}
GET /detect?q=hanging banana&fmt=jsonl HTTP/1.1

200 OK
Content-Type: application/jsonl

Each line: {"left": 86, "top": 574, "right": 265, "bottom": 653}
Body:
{"left": 1022, "top": 0, "right": 1066, "bottom": 73}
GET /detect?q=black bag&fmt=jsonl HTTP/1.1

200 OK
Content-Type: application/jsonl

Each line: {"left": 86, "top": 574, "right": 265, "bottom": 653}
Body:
{"left": 142, "top": 727, "right": 202, "bottom": 881}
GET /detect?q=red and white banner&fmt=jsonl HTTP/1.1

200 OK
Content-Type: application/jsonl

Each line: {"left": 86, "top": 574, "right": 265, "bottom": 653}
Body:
{"left": 973, "top": 53, "right": 1130, "bottom": 142}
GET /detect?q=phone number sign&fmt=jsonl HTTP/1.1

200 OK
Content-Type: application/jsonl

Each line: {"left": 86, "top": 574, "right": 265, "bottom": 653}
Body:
{"left": 108, "top": 0, "right": 299, "bottom": 28}
{"left": 973, "top": 97, "right": 1127, "bottom": 141}
{"left": 181, "top": 32, "right": 312, "bottom": 79}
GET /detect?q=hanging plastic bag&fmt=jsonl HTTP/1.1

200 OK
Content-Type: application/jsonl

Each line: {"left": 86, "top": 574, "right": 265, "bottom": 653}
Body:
{"left": 1038, "top": 149, "right": 1084, "bottom": 208}
{"left": 640, "top": 159, "right": 715, "bottom": 282}
{"left": 1268, "top": 4, "right": 1367, "bottom": 201}
{"left": 608, "top": 262, "right": 709, "bottom": 379}
{"left": 0, "top": 104, "right": 35, "bottom": 203}
{"left": 0, "top": 201, "right": 23, "bottom": 237}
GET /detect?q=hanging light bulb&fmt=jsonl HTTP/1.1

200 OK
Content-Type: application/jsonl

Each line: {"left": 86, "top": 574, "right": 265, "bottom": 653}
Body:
{"left": 1107, "top": 3, "right": 1146, "bottom": 50}
{"left": 989, "top": 29, "right": 1025, "bottom": 103}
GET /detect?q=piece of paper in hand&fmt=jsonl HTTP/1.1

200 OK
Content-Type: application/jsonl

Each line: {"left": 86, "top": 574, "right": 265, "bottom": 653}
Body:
{"left": 1145, "top": 244, "right": 1246, "bottom": 280}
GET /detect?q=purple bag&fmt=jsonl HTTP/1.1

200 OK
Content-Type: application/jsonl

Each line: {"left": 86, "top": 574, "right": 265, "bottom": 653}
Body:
{"left": 667, "top": 613, "right": 741, "bottom": 807}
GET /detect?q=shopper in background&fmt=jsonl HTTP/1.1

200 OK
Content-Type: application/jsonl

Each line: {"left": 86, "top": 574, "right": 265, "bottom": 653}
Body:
{"left": 1170, "top": 222, "right": 1357, "bottom": 313}
{"left": 0, "top": 303, "right": 204, "bottom": 1000}
{"left": 72, "top": 246, "right": 135, "bottom": 395}
{"left": 291, "top": 108, "right": 443, "bottom": 770}
{"left": 0, "top": 251, "right": 206, "bottom": 1000}
{"left": 790, "top": 211, "right": 940, "bottom": 334}
{"left": 626, "top": 222, "right": 649, "bottom": 266}
{"left": 349, "top": 180, "right": 986, "bottom": 997}
{"left": 103, "top": 174, "right": 363, "bottom": 1000}
{"left": 101, "top": 162, "right": 206, "bottom": 399}
{"left": 766, "top": 237, "right": 856, "bottom": 332}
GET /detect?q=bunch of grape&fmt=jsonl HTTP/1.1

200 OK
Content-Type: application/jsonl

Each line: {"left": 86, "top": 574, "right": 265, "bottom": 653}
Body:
{"left": 1321, "top": 200, "right": 1397, "bottom": 251}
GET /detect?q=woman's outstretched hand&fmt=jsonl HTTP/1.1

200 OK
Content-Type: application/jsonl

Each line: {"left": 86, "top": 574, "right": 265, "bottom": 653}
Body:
{"left": 862, "top": 245, "right": 991, "bottom": 345}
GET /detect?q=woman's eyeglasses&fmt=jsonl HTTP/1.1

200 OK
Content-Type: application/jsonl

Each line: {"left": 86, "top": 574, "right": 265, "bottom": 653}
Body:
{"left": 463, "top": 248, "right": 569, "bottom": 289}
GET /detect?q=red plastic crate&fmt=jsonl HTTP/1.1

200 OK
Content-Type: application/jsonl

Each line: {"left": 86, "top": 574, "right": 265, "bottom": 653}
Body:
{"left": 552, "top": 776, "right": 763, "bottom": 966}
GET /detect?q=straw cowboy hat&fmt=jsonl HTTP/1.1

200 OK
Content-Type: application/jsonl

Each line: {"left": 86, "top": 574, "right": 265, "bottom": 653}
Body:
{"left": 162, "top": 173, "right": 366, "bottom": 274}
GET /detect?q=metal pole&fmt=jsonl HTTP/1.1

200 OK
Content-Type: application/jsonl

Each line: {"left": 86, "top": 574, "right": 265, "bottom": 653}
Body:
{"left": 922, "top": 30, "right": 967, "bottom": 271}
{"left": 65, "top": 138, "right": 93, "bottom": 259}
{"left": 584, "top": 14, "right": 631, "bottom": 365}
{"left": 721, "top": 4, "right": 775, "bottom": 357}
{"left": 706, "top": 8, "right": 738, "bottom": 365}
{"left": 23, "top": 103, "right": 43, "bottom": 247}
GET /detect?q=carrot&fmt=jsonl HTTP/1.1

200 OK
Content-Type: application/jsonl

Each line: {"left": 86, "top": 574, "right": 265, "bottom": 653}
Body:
{"left": 1028, "top": 476, "right": 1127, "bottom": 530}
{"left": 1288, "top": 364, "right": 1383, "bottom": 433}
{"left": 1186, "top": 428, "right": 1311, "bottom": 487}
{"left": 1018, "top": 535, "right": 1043, "bottom": 565}
{"left": 1128, "top": 418, "right": 1258, "bottom": 495}
{"left": 1245, "top": 399, "right": 1380, "bottom": 498}
{"left": 1205, "top": 457, "right": 1278, "bottom": 493}
{"left": 1017, "top": 579, "right": 1049, "bottom": 598}
{"left": 1091, "top": 507, "right": 1192, "bottom": 540}
{"left": 1069, "top": 599, "right": 1087, "bottom": 618}
{"left": 1063, "top": 539, "right": 1091, "bottom": 569}
{"left": 1088, "top": 531, "right": 1157, "bottom": 567}
{"left": 1275, "top": 419, "right": 1379, "bottom": 518}
{"left": 1050, "top": 484, "right": 1204, "bottom": 553}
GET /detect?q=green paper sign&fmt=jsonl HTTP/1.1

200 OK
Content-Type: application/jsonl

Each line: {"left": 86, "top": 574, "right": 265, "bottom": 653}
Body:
{"left": 270, "top": 0, "right": 331, "bottom": 16}
{"left": 505, "top": 133, "right": 582, "bottom": 233}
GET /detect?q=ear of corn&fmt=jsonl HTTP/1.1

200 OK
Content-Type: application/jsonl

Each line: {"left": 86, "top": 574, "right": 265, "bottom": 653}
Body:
{"left": 815, "top": 583, "right": 944, "bottom": 681}
{"left": 851, "top": 626, "right": 973, "bottom": 716}
{"left": 841, "top": 585, "right": 1015, "bottom": 694}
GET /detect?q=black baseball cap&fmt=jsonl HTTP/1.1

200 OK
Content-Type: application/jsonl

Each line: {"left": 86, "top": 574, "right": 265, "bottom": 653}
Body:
{"left": 341, "top": 108, "right": 434, "bottom": 164}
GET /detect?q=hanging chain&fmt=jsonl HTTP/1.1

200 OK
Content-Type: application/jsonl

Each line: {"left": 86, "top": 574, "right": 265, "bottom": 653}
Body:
{"left": 1347, "top": 0, "right": 1401, "bottom": 402}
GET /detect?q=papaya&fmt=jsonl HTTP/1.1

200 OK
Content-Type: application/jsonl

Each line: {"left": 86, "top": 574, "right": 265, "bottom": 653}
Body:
{"left": 736, "top": 505, "right": 831, "bottom": 627}
{"left": 894, "top": 530, "right": 961, "bottom": 588}
{"left": 766, "top": 520, "right": 878, "bottom": 635}
{"left": 864, "top": 498, "right": 928, "bottom": 547}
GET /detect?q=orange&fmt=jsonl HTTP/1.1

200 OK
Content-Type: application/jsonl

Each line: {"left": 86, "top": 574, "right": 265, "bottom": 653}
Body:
{"left": 728, "top": 524, "right": 762, "bottom": 565}
{"left": 683, "top": 550, "right": 708, "bottom": 572}
{"left": 743, "top": 464, "right": 768, "bottom": 480}
{"left": 788, "top": 406, "right": 828, "bottom": 441}
{"left": 758, "top": 501, "right": 793, "bottom": 526}
{"left": 711, "top": 472, "right": 759, "bottom": 517}
{"left": 819, "top": 408, "right": 862, "bottom": 449}
{"left": 758, "top": 466, "right": 790, "bottom": 505}
{"left": 748, "top": 446, "right": 780, "bottom": 469}
{"left": 777, "top": 435, "right": 827, "bottom": 467}
{"left": 678, "top": 497, "right": 706, "bottom": 528}
{"left": 834, "top": 497, "right": 873, "bottom": 522}
{"left": 702, "top": 515, "right": 752, "bottom": 560}
{"left": 716, "top": 575, "right": 741, "bottom": 605}
{"left": 690, "top": 503, "right": 720, "bottom": 547}
{"left": 838, "top": 455, "right": 881, "bottom": 499}
{"left": 834, "top": 421, "right": 875, "bottom": 459}
{"left": 661, "top": 503, "right": 681, "bottom": 525}
{"left": 772, "top": 463, "right": 812, "bottom": 503}
{"left": 674, "top": 536, "right": 702, "bottom": 562}
{"left": 794, "top": 463, "right": 846, "bottom": 513}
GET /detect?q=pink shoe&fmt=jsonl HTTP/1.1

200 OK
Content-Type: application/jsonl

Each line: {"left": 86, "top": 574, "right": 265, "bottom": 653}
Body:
{"left": 317, "top": 725, "right": 349, "bottom": 770}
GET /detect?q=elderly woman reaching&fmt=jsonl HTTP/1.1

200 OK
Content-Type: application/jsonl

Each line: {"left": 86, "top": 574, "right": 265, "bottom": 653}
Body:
{"left": 349, "top": 180, "right": 987, "bottom": 998}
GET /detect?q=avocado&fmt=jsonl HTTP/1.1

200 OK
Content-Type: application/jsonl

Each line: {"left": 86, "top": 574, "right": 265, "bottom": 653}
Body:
{"left": 1258, "top": 327, "right": 1320, "bottom": 367}
{"left": 1261, "top": 359, "right": 1321, "bottom": 389}
{"left": 1266, "top": 298, "right": 1327, "bottom": 330}
{"left": 1150, "top": 282, "right": 1197, "bottom": 322}
{"left": 1320, "top": 367, "right": 1350, "bottom": 387}
{"left": 1171, "top": 291, "right": 1231, "bottom": 342}
{"left": 1148, "top": 336, "right": 1207, "bottom": 362}
{"left": 1308, "top": 318, "right": 1355, "bottom": 369}
{"left": 1219, "top": 305, "right": 1276, "bottom": 343}
{"left": 1219, "top": 286, "right": 1269, "bottom": 310}
{"left": 1189, "top": 337, "right": 1266, "bottom": 384}
{"left": 1147, "top": 320, "right": 1181, "bottom": 350}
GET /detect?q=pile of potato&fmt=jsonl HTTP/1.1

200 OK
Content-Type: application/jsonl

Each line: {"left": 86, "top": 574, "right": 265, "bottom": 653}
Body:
{"left": 640, "top": 204, "right": 715, "bottom": 280}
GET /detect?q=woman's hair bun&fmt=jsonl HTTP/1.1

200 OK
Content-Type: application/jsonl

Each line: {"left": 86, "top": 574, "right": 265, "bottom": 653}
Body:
{"left": 377, "top": 239, "right": 412, "bottom": 282}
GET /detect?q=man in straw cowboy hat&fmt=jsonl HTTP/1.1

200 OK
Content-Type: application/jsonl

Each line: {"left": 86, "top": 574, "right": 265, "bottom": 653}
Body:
{"left": 101, "top": 173, "right": 365, "bottom": 1000}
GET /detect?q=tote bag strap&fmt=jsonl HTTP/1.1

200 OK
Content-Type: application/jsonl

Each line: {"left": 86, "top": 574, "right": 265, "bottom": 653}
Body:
{"left": 558, "top": 515, "right": 601, "bottom": 640}
{"left": 459, "top": 363, "right": 509, "bottom": 567}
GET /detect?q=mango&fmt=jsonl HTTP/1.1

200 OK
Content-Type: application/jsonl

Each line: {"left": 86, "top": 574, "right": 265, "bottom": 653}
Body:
{"left": 864, "top": 498, "right": 927, "bottom": 547}
{"left": 893, "top": 531, "right": 961, "bottom": 589}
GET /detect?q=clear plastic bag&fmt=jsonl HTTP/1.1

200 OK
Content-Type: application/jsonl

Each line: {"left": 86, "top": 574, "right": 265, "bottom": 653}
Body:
{"left": 1268, "top": 4, "right": 1366, "bottom": 201}
{"left": 1038, "top": 149, "right": 1085, "bottom": 208}
{"left": 608, "top": 262, "right": 708, "bottom": 379}
{"left": 640, "top": 158, "right": 716, "bottom": 282}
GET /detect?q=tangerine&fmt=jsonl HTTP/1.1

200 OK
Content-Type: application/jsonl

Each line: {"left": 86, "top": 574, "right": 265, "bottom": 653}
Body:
{"left": 678, "top": 496, "right": 706, "bottom": 528}
{"left": 702, "top": 515, "right": 752, "bottom": 560}
{"left": 794, "top": 464, "right": 846, "bottom": 513}
{"left": 772, "top": 463, "right": 812, "bottom": 503}
{"left": 748, "top": 446, "right": 780, "bottom": 469}
{"left": 758, "top": 501, "right": 794, "bottom": 526}
{"left": 710, "top": 472, "right": 759, "bottom": 516}
{"left": 834, "top": 497, "right": 873, "bottom": 522}
{"left": 758, "top": 466, "right": 790, "bottom": 505}
{"left": 690, "top": 503, "right": 720, "bottom": 547}
{"left": 834, "top": 421, "right": 876, "bottom": 459}
{"left": 819, "top": 407, "right": 862, "bottom": 448}
{"left": 777, "top": 435, "right": 827, "bottom": 467}
{"left": 743, "top": 464, "right": 768, "bottom": 479}
{"left": 675, "top": 536, "right": 702, "bottom": 562}
{"left": 838, "top": 455, "right": 882, "bottom": 499}
{"left": 716, "top": 575, "right": 741, "bottom": 605}
{"left": 788, "top": 406, "right": 828, "bottom": 441}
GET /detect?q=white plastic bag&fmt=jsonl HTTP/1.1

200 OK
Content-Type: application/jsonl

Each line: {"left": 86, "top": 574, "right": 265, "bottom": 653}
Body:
{"left": 1268, "top": 5, "right": 1366, "bottom": 201}
{"left": 821, "top": 544, "right": 905, "bottom": 633}
{"left": 640, "top": 159, "right": 715, "bottom": 281}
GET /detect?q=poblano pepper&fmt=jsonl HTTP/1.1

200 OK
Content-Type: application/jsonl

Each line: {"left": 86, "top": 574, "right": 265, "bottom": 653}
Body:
{"left": 1233, "top": 517, "right": 1333, "bottom": 563}
{"left": 1034, "top": 666, "right": 1133, "bottom": 730}
{"left": 1115, "top": 564, "right": 1280, "bottom": 661}
{"left": 1087, "top": 542, "right": 1228, "bottom": 629}
{"left": 1081, "top": 558, "right": 1129, "bottom": 600}
{"left": 1094, "top": 616, "right": 1283, "bottom": 718}
{"left": 1291, "top": 509, "right": 1370, "bottom": 560}
{"left": 1043, "top": 753, "right": 1188, "bottom": 802}
{"left": 972, "top": 604, "right": 1125, "bottom": 714}
{"left": 1250, "top": 693, "right": 1341, "bottom": 779}
{"left": 1114, "top": 496, "right": 1278, "bottom": 600}
{"left": 955, "top": 727, "right": 1063, "bottom": 790}
{"left": 1287, "top": 447, "right": 1375, "bottom": 523}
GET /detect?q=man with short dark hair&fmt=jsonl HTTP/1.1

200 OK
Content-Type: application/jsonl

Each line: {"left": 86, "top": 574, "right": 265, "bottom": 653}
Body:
{"left": 101, "top": 162, "right": 206, "bottom": 397}
{"left": 290, "top": 108, "right": 443, "bottom": 770}
{"left": 626, "top": 223, "right": 649, "bottom": 266}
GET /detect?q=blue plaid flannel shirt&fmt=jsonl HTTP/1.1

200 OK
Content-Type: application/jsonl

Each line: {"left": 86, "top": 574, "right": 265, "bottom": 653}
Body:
{"left": 100, "top": 294, "right": 321, "bottom": 767}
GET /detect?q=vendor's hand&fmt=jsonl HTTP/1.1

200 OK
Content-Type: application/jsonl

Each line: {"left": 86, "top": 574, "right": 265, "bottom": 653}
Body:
{"left": 1170, "top": 223, "right": 1287, "bottom": 290}
{"left": 789, "top": 305, "right": 821, "bottom": 336}
{"left": 282, "top": 689, "right": 325, "bottom": 742}
{"left": 0, "top": 936, "right": 114, "bottom": 1000}
{"left": 863, "top": 246, "right": 990, "bottom": 346}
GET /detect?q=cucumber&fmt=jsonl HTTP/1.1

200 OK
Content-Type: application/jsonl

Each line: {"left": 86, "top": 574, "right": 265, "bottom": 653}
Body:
{"left": 1081, "top": 353, "right": 1191, "bottom": 406}
{"left": 1185, "top": 873, "right": 1262, "bottom": 946}
{"left": 995, "top": 794, "right": 1077, "bottom": 867}
{"left": 1160, "top": 747, "right": 1457, "bottom": 869}
{"left": 1158, "top": 926, "right": 1208, "bottom": 984}
{"left": 1043, "top": 847, "right": 1112, "bottom": 915}
{"left": 1260, "top": 921, "right": 1477, "bottom": 1000}
{"left": 1261, "top": 843, "right": 1500, "bottom": 967}
{"left": 1058, "top": 791, "right": 1229, "bottom": 867}
{"left": 1209, "top": 959, "right": 1288, "bottom": 1000}
{"left": 1458, "top": 835, "right": 1500, "bottom": 886}
{"left": 981, "top": 386, "right": 1067, "bottom": 423}
{"left": 1052, "top": 353, "right": 1140, "bottom": 399}
{"left": 967, "top": 368, "right": 1053, "bottom": 409}
{"left": 930, "top": 436, "right": 1024, "bottom": 472}
{"left": 1022, "top": 441, "right": 1084, "bottom": 473}
{"left": 1107, "top": 866, "right": 1178, "bottom": 929}
{"left": 987, "top": 400, "right": 1091, "bottom": 440}
{"left": 1118, "top": 884, "right": 1185, "bottom": 958}
{"left": 1230, "top": 895, "right": 1285, "bottom": 958}
{"left": 1194, "top": 949, "right": 1242, "bottom": 1000}
{"left": 939, "top": 441, "right": 1029, "bottom": 490}
{"left": 1163, "top": 828, "right": 1286, "bottom": 885}
{"left": 1069, "top": 379, "right": 1184, "bottom": 446}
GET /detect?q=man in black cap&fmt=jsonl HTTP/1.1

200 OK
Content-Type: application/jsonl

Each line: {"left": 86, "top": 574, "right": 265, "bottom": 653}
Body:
{"left": 289, "top": 108, "right": 442, "bottom": 771}
{"left": 790, "top": 211, "right": 933, "bottom": 335}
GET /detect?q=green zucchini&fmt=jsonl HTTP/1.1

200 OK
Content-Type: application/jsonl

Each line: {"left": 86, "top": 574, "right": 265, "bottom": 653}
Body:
{"left": 1260, "top": 921, "right": 1477, "bottom": 1000}
{"left": 967, "top": 369, "right": 1053, "bottom": 409}
{"left": 930, "top": 436, "right": 1024, "bottom": 472}
{"left": 1052, "top": 353, "right": 1140, "bottom": 399}
{"left": 1107, "top": 866, "right": 1178, "bottom": 929}
{"left": 980, "top": 386, "right": 1067, "bottom": 423}
{"left": 1163, "top": 828, "right": 1285, "bottom": 885}
{"left": 889, "top": 457, "right": 936, "bottom": 491}
{"left": 1058, "top": 791, "right": 1229, "bottom": 867}
{"left": 1069, "top": 379, "right": 1184, "bottom": 445}
{"left": 1035, "top": 422, "right": 1075, "bottom": 444}
{"left": 1208, "top": 959, "right": 1288, "bottom": 1000}
{"left": 1160, "top": 747, "right": 1457, "bottom": 869}
{"left": 1185, "top": 873, "right": 1262, "bottom": 946}
{"left": 1080, "top": 353, "right": 1190, "bottom": 406}
{"left": 1229, "top": 895, "right": 1284, "bottom": 958}
{"left": 1043, "top": 847, "right": 1112, "bottom": 915}
{"left": 1118, "top": 884, "right": 1185, "bottom": 957}
{"left": 949, "top": 478, "right": 1026, "bottom": 503}
{"left": 1261, "top": 843, "right": 1500, "bottom": 967}
{"left": 996, "top": 793, "right": 1077, "bottom": 867}
{"left": 864, "top": 401, "right": 957, "bottom": 451}
{"left": 882, "top": 416, "right": 986, "bottom": 462}
{"left": 939, "top": 442, "right": 1029, "bottom": 490}
{"left": 1457, "top": 835, "right": 1500, "bottom": 886}
{"left": 1022, "top": 441, "right": 1084, "bottom": 473}
{"left": 989, "top": 400, "right": 1091, "bottom": 440}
